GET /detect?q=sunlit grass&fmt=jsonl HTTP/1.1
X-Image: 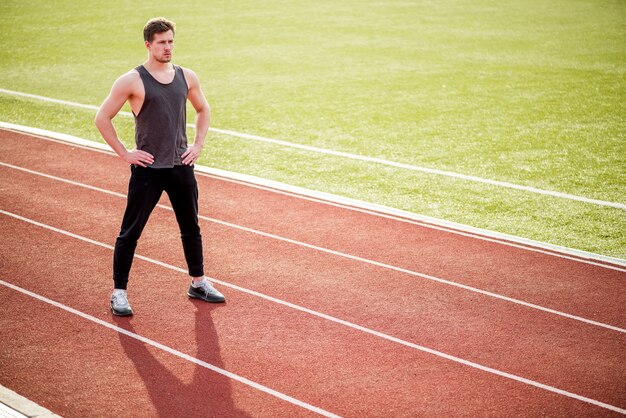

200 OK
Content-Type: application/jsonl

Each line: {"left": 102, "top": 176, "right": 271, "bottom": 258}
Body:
{"left": 1, "top": 0, "right": 624, "bottom": 257}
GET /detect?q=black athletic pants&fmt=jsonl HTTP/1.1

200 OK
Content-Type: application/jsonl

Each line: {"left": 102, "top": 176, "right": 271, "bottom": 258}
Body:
{"left": 113, "top": 165, "right": 204, "bottom": 289}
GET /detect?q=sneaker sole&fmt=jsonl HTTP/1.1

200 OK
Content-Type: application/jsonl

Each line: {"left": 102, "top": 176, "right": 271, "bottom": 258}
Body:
{"left": 110, "top": 302, "right": 133, "bottom": 316}
{"left": 187, "top": 291, "right": 225, "bottom": 303}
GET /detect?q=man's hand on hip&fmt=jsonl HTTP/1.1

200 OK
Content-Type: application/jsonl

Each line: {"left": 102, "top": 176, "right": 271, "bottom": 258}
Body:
{"left": 124, "top": 149, "right": 155, "bottom": 167}
{"left": 181, "top": 143, "right": 203, "bottom": 165}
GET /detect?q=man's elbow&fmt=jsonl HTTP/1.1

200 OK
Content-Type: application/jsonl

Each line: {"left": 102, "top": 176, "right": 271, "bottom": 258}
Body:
{"left": 198, "top": 103, "right": 210, "bottom": 115}
{"left": 94, "top": 110, "right": 110, "bottom": 129}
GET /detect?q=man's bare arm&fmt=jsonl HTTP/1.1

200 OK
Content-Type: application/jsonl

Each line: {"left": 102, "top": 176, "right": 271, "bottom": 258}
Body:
{"left": 181, "top": 68, "right": 210, "bottom": 165}
{"left": 94, "top": 73, "right": 154, "bottom": 167}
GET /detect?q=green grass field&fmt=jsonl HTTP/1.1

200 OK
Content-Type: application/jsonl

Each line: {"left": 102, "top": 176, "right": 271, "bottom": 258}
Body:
{"left": 1, "top": 0, "right": 625, "bottom": 258}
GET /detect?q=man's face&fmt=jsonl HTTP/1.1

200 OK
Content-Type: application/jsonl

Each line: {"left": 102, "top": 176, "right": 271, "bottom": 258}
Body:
{"left": 146, "top": 30, "right": 174, "bottom": 63}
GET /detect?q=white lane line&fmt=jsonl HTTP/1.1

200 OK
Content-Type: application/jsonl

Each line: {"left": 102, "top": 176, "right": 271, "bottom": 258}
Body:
{"left": 3, "top": 121, "right": 625, "bottom": 269}
{"left": 209, "top": 127, "right": 626, "bottom": 210}
{"left": 196, "top": 171, "right": 626, "bottom": 271}
{"left": 1, "top": 161, "right": 624, "bottom": 334}
{"left": 1, "top": 88, "right": 624, "bottom": 210}
{"left": 0, "top": 210, "right": 624, "bottom": 415}
{"left": 0, "top": 280, "right": 340, "bottom": 418}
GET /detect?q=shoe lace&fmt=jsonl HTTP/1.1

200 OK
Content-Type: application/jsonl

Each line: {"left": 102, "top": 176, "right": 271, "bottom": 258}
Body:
{"left": 114, "top": 291, "right": 128, "bottom": 306}
{"left": 196, "top": 278, "right": 214, "bottom": 295}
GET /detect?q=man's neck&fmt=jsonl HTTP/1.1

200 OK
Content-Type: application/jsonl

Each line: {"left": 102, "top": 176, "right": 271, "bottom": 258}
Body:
{"left": 144, "top": 59, "right": 172, "bottom": 72}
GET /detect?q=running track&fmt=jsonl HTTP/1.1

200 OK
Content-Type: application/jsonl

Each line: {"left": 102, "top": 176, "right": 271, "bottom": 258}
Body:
{"left": 0, "top": 128, "right": 625, "bottom": 417}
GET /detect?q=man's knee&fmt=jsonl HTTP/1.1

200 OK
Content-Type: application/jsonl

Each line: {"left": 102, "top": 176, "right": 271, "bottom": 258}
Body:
{"left": 115, "top": 234, "right": 139, "bottom": 251}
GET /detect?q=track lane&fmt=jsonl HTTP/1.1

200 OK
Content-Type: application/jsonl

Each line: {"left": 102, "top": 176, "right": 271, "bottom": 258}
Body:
{"left": 0, "top": 287, "right": 318, "bottom": 418}
{"left": 1, "top": 216, "right": 621, "bottom": 417}
{"left": 1, "top": 129, "right": 624, "bottom": 328}
{"left": 1, "top": 153, "right": 621, "bottom": 408}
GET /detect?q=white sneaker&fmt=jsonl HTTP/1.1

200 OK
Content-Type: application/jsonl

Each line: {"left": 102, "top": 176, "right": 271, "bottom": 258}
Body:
{"left": 187, "top": 278, "right": 225, "bottom": 303}
{"left": 110, "top": 289, "right": 133, "bottom": 316}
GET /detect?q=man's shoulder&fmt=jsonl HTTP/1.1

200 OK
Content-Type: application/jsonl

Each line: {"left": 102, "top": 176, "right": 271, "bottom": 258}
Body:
{"left": 179, "top": 66, "right": 200, "bottom": 87}
{"left": 112, "top": 68, "right": 142, "bottom": 89}
{"left": 120, "top": 68, "right": 142, "bottom": 81}
{"left": 105, "top": 68, "right": 143, "bottom": 99}
{"left": 179, "top": 66, "right": 197, "bottom": 77}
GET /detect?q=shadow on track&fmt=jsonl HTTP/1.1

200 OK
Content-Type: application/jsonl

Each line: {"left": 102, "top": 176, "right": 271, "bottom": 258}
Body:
{"left": 113, "top": 301, "right": 251, "bottom": 417}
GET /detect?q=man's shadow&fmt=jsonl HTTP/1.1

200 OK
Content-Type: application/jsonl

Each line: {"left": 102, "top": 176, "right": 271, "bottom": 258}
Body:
{"left": 114, "top": 301, "right": 251, "bottom": 417}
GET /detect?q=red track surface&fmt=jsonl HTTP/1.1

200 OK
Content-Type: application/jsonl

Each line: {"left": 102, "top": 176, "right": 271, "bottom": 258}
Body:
{"left": 1, "top": 128, "right": 625, "bottom": 417}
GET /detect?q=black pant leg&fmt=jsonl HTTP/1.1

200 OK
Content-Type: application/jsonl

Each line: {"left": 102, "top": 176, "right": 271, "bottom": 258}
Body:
{"left": 113, "top": 166, "right": 164, "bottom": 289}
{"left": 165, "top": 165, "right": 204, "bottom": 278}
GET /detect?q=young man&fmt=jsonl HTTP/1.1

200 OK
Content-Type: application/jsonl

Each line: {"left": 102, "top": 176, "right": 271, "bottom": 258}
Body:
{"left": 95, "top": 17, "right": 224, "bottom": 316}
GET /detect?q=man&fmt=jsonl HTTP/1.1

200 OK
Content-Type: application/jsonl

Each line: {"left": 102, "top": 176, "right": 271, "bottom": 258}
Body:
{"left": 95, "top": 17, "right": 225, "bottom": 316}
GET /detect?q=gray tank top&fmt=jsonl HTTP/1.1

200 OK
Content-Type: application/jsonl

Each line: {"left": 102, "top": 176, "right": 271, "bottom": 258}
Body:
{"left": 134, "top": 64, "right": 188, "bottom": 168}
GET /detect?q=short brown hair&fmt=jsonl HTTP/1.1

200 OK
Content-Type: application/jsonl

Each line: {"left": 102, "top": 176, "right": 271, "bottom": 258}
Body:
{"left": 143, "top": 17, "right": 176, "bottom": 42}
